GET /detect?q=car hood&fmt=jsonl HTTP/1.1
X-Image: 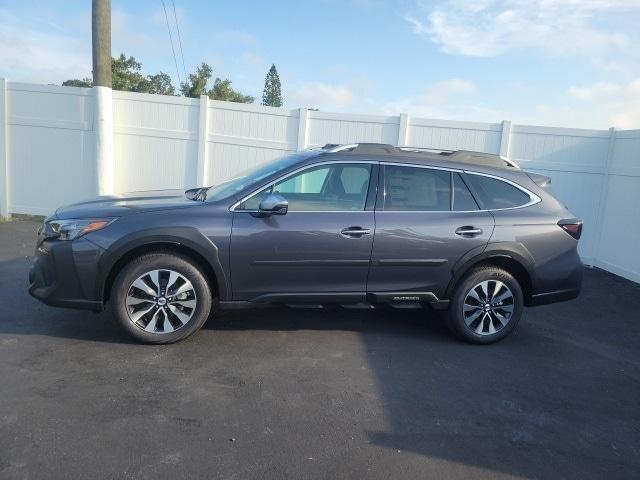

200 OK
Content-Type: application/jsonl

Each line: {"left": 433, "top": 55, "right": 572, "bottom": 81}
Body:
{"left": 51, "top": 189, "right": 199, "bottom": 219}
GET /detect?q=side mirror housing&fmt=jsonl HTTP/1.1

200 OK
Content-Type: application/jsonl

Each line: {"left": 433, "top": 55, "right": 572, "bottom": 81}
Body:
{"left": 258, "top": 193, "right": 288, "bottom": 216}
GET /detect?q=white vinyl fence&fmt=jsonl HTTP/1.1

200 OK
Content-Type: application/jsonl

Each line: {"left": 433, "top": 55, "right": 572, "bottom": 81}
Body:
{"left": 1, "top": 80, "right": 639, "bottom": 283}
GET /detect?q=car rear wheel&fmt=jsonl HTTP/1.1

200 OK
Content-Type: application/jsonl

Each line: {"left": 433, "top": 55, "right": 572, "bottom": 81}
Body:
{"left": 111, "top": 252, "right": 212, "bottom": 344}
{"left": 447, "top": 267, "right": 523, "bottom": 344}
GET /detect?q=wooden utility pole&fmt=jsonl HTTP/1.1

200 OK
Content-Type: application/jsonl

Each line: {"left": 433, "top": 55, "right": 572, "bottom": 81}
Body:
{"left": 92, "top": 0, "right": 114, "bottom": 195}
{"left": 92, "top": 0, "right": 112, "bottom": 87}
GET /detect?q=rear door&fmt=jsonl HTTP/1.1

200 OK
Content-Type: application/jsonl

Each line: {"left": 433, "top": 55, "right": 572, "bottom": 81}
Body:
{"left": 367, "top": 164, "right": 494, "bottom": 300}
{"left": 229, "top": 161, "right": 378, "bottom": 301}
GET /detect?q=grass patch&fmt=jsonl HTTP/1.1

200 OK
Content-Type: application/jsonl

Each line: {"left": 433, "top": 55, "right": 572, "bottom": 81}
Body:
{"left": 0, "top": 214, "right": 46, "bottom": 223}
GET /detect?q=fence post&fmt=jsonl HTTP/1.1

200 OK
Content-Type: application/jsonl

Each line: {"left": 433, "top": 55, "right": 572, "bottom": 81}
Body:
{"left": 297, "top": 107, "right": 308, "bottom": 151}
{"left": 500, "top": 120, "right": 512, "bottom": 158}
{"left": 0, "top": 78, "right": 9, "bottom": 219}
{"left": 398, "top": 113, "right": 409, "bottom": 147}
{"left": 93, "top": 86, "right": 114, "bottom": 195}
{"left": 591, "top": 127, "right": 616, "bottom": 267}
{"left": 197, "top": 95, "right": 210, "bottom": 186}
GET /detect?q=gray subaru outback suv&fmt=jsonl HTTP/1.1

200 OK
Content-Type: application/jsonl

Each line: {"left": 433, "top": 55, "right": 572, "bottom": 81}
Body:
{"left": 29, "top": 143, "right": 583, "bottom": 344}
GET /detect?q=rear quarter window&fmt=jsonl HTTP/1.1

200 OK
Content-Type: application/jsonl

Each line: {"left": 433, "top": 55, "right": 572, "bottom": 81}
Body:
{"left": 464, "top": 173, "right": 532, "bottom": 210}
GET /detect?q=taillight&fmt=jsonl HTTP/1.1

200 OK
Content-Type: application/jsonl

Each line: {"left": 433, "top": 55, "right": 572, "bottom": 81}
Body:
{"left": 558, "top": 219, "right": 583, "bottom": 240}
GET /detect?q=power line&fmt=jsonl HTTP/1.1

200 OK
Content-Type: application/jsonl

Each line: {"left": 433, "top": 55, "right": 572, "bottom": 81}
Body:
{"left": 171, "top": 0, "right": 188, "bottom": 81}
{"left": 161, "top": 0, "right": 182, "bottom": 86}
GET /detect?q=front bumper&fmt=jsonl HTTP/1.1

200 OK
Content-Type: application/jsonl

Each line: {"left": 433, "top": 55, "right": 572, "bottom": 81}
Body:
{"left": 29, "top": 237, "right": 105, "bottom": 311}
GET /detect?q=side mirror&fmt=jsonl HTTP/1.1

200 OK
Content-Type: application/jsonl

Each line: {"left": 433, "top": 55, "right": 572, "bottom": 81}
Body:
{"left": 258, "top": 193, "right": 288, "bottom": 216}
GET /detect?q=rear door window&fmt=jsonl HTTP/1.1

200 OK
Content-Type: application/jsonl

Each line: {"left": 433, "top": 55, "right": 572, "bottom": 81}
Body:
{"left": 464, "top": 173, "right": 531, "bottom": 210}
{"left": 383, "top": 165, "right": 451, "bottom": 211}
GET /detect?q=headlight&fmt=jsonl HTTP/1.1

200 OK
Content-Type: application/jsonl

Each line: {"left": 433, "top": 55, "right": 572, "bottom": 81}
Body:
{"left": 43, "top": 218, "right": 116, "bottom": 241}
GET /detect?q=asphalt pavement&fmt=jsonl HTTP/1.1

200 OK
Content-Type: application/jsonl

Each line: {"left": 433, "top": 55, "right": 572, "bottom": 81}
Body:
{"left": 1, "top": 218, "right": 639, "bottom": 479}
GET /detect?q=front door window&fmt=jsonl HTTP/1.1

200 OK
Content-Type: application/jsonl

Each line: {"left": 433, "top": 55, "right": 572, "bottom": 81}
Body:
{"left": 240, "top": 163, "right": 372, "bottom": 211}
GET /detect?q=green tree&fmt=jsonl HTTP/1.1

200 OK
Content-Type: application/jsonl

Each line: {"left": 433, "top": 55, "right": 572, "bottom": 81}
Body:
{"left": 62, "top": 54, "right": 175, "bottom": 95}
{"left": 147, "top": 72, "right": 175, "bottom": 95}
{"left": 180, "top": 63, "right": 212, "bottom": 97}
{"left": 181, "top": 62, "right": 254, "bottom": 103}
{"left": 261, "top": 64, "right": 282, "bottom": 107}
{"left": 211, "top": 78, "right": 254, "bottom": 103}
{"left": 62, "top": 56, "right": 253, "bottom": 102}
{"left": 111, "top": 54, "right": 148, "bottom": 92}
{"left": 62, "top": 78, "right": 93, "bottom": 88}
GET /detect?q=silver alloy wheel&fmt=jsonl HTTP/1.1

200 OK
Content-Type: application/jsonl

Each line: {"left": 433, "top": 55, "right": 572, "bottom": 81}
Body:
{"left": 125, "top": 269, "right": 197, "bottom": 334}
{"left": 462, "top": 280, "right": 514, "bottom": 336}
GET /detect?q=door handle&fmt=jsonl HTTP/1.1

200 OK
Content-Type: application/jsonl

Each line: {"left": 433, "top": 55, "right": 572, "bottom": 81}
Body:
{"left": 455, "top": 226, "right": 483, "bottom": 237}
{"left": 341, "top": 227, "right": 371, "bottom": 238}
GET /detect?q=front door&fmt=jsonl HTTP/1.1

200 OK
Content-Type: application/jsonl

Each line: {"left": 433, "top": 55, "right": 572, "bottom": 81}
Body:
{"left": 230, "top": 162, "right": 377, "bottom": 301}
{"left": 367, "top": 164, "right": 494, "bottom": 300}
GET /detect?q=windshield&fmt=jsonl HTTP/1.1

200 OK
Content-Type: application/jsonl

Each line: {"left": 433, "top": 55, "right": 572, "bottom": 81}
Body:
{"left": 205, "top": 151, "right": 321, "bottom": 202}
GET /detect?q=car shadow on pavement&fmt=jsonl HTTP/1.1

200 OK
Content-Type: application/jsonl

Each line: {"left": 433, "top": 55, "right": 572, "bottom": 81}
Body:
{"left": 206, "top": 305, "right": 451, "bottom": 341}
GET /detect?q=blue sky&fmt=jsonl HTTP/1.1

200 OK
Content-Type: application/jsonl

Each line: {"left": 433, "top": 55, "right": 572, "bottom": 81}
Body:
{"left": 1, "top": 0, "right": 639, "bottom": 129}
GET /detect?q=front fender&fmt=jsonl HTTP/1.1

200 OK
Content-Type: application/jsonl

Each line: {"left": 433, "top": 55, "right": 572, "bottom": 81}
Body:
{"left": 94, "top": 226, "right": 230, "bottom": 302}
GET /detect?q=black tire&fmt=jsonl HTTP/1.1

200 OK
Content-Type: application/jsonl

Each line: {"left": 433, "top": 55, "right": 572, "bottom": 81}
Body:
{"left": 111, "top": 252, "right": 213, "bottom": 344}
{"left": 447, "top": 267, "right": 523, "bottom": 344}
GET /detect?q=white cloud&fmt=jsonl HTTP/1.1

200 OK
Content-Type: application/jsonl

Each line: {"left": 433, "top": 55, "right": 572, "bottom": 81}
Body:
{"left": 422, "top": 78, "right": 475, "bottom": 104}
{"left": 405, "top": 0, "right": 639, "bottom": 59}
{"left": 529, "top": 79, "right": 640, "bottom": 129}
{"left": 377, "top": 78, "right": 498, "bottom": 121}
{"left": 0, "top": 8, "right": 90, "bottom": 83}
{"left": 376, "top": 77, "right": 640, "bottom": 129}
{"left": 568, "top": 82, "right": 620, "bottom": 100}
{"left": 289, "top": 82, "right": 355, "bottom": 109}
{"left": 286, "top": 78, "right": 506, "bottom": 123}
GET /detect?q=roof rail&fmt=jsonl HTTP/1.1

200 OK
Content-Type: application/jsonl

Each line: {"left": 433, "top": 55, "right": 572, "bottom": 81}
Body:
{"left": 321, "top": 143, "right": 398, "bottom": 154}
{"left": 313, "top": 143, "right": 520, "bottom": 169}
{"left": 398, "top": 146, "right": 456, "bottom": 155}
{"left": 320, "top": 143, "right": 456, "bottom": 155}
{"left": 501, "top": 156, "right": 520, "bottom": 168}
{"left": 322, "top": 143, "right": 359, "bottom": 152}
{"left": 449, "top": 150, "right": 521, "bottom": 169}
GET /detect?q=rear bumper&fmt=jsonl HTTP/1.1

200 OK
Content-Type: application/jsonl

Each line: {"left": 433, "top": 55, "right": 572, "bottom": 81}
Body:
{"left": 528, "top": 259, "right": 583, "bottom": 307}
{"left": 28, "top": 238, "right": 104, "bottom": 311}
{"left": 529, "top": 287, "right": 580, "bottom": 306}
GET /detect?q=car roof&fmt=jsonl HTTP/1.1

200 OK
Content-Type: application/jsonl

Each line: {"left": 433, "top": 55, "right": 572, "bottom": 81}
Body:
{"left": 307, "top": 143, "right": 520, "bottom": 172}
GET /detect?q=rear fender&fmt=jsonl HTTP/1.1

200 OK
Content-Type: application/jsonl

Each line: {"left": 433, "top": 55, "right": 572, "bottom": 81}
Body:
{"left": 444, "top": 242, "right": 536, "bottom": 300}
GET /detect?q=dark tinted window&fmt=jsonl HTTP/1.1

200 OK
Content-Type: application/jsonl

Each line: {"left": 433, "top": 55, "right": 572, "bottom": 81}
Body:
{"left": 453, "top": 173, "right": 479, "bottom": 211}
{"left": 464, "top": 173, "right": 531, "bottom": 209}
{"left": 384, "top": 166, "right": 450, "bottom": 211}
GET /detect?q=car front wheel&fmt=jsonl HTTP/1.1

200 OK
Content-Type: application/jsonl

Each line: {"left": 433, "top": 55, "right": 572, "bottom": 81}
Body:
{"left": 447, "top": 267, "right": 523, "bottom": 344}
{"left": 111, "top": 252, "right": 212, "bottom": 344}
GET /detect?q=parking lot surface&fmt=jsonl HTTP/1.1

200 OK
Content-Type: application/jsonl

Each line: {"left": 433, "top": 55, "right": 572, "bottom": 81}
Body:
{"left": 1, "top": 218, "right": 639, "bottom": 479}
